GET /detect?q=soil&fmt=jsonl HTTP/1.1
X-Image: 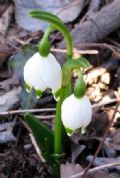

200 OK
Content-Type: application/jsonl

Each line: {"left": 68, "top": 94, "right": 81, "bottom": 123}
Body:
{"left": 0, "top": 121, "right": 52, "bottom": 178}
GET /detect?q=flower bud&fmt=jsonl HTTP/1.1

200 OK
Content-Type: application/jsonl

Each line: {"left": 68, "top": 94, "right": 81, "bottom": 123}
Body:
{"left": 61, "top": 94, "right": 92, "bottom": 136}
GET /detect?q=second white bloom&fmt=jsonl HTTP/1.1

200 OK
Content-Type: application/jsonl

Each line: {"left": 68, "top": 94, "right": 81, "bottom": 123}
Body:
{"left": 61, "top": 94, "right": 92, "bottom": 135}
{"left": 24, "top": 52, "right": 62, "bottom": 97}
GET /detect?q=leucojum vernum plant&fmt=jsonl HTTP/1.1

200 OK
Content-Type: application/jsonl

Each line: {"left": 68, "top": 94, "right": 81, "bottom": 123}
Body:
{"left": 23, "top": 11, "right": 92, "bottom": 177}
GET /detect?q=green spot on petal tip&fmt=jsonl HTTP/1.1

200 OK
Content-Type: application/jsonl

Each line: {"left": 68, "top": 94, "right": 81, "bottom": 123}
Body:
{"left": 25, "top": 83, "right": 31, "bottom": 93}
{"left": 35, "top": 89, "right": 43, "bottom": 99}
{"left": 65, "top": 128, "right": 74, "bottom": 136}
{"left": 53, "top": 89, "right": 61, "bottom": 101}
{"left": 81, "top": 127, "right": 86, "bottom": 134}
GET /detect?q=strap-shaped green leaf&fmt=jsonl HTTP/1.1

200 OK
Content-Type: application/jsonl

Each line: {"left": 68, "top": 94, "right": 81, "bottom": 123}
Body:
{"left": 29, "top": 10, "right": 73, "bottom": 57}
{"left": 24, "top": 112, "right": 54, "bottom": 154}
{"left": 24, "top": 112, "right": 63, "bottom": 177}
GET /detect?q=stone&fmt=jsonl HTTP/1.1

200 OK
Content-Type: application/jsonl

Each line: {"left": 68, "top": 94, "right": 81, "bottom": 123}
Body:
{"left": 13, "top": 0, "right": 85, "bottom": 31}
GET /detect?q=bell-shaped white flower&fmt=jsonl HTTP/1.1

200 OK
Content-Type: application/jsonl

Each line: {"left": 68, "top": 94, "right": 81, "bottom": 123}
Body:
{"left": 61, "top": 94, "right": 92, "bottom": 136}
{"left": 24, "top": 52, "right": 62, "bottom": 98}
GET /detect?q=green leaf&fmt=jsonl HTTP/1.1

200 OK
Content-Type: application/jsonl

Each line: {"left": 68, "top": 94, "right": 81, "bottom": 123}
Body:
{"left": 24, "top": 112, "right": 54, "bottom": 154}
{"left": 24, "top": 113, "right": 63, "bottom": 177}
{"left": 42, "top": 152, "right": 62, "bottom": 178}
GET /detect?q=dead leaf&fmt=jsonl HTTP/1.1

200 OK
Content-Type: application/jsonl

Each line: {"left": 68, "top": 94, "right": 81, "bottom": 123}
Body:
{"left": 88, "top": 108, "right": 109, "bottom": 136}
{"left": 0, "top": 129, "right": 16, "bottom": 143}
{"left": 72, "top": 143, "right": 86, "bottom": 163}
{"left": 109, "top": 128, "right": 120, "bottom": 151}
{"left": 89, "top": 171, "right": 119, "bottom": 178}
{"left": 0, "top": 42, "right": 13, "bottom": 66}
{"left": 0, "top": 5, "right": 14, "bottom": 36}
{"left": 60, "top": 163, "right": 87, "bottom": 178}
{"left": 0, "top": 121, "right": 16, "bottom": 143}
{"left": 0, "top": 74, "right": 19, "bottom": 92}
{"left": 0, "top": 87, "right": 21, "bottom": 112}
{"left": 0, "top": 3, "right": 9, "bottom": 16}
{"left": 87, "top": 156, "right": 120, "bottom": 172}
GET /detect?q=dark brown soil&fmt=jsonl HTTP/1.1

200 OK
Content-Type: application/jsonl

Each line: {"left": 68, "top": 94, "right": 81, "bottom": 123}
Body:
{"left": 0, "top": 122, "right": 53, "bottom": 178}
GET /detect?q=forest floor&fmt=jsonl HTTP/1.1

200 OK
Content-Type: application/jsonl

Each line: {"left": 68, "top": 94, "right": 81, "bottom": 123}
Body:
{"left": 0, "top": 1, "right": 120, "bottom": 178}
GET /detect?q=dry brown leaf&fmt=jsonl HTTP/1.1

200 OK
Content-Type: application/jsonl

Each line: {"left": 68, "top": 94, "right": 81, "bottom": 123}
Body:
{"left": 0, "top": 75, "right": 19, "bottom": 92}
{"left": 89, "top": 171, "right": 119, "bottom": 178}
{"left": 60, "top": 163, "right": 88, "bottom": 178}
{"left": 0, "top": 87, "right": 21, "bottom": 112}
{"left": 0, "top": 42, "right": 13, "bottom": 66}
{"left": 0, "top": 5, "right": 14, "bottom": 36}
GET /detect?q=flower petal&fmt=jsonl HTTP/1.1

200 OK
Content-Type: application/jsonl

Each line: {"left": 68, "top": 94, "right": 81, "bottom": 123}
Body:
{"left": 41, "top": 53, "right": 62, "bottom": 93}
{"left": 80, "top": 95, "right": 92, "bottom": 128}
{"left": 24, "top": 52, "right": 47, "bottom": 91}
{"left": 61, "top": 94, "right": 92, "bottom": 134}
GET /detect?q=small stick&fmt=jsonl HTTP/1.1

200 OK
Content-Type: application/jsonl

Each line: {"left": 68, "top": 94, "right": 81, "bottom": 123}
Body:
{"left": 51, "top": 48, "right": 98, "bottom": 54}
{"left": 76, "top": 43, "right": 120, "bottom": 57}
{"left": 0, "top": 108, "right": 56, "bottom": 116}
{"left": 92, "top": 97, "right": 120, "bottom": 108}
{"left": 29, "top": 133, "right": 45, "bottom": 162}
{"left": 70, "top": 161, "right": 120, "bottom": 178}
{"left": 34, "top": 114, "right": 55, "bottom": 120}
{"left": 0, "top": 97, "right": 119, "bottom": 116}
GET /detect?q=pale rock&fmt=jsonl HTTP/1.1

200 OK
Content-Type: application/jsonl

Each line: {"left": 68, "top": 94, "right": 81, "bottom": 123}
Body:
{"left": 13, "top": 0, "right": 85, "bottom": 31}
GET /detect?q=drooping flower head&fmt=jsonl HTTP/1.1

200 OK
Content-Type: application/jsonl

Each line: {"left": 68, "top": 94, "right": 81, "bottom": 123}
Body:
{"left": 24, "top": 52, "right": 62, "bottom": 98}
{"left": 61, "top": 94, "right": 92, "bottom": 136}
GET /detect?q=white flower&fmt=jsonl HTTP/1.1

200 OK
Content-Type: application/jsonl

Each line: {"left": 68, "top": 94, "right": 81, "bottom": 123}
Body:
{"left": 61, "top": 94, "right": 92, "bottom": 135}
{"left": 24, "top": 52, "right": 62, "bottom": 97}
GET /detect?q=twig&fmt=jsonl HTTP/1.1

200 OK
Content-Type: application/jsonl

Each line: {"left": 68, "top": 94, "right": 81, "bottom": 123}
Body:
{"left": 76, "top": 43, "right": 120, "bottom": 57}
{"left": 92, "top": 97, "right": 120, "bottom": 108}
{"left": 51, "top": 48, "right": 98, "bottom": 55}
{"left": 29, "top": 133, "right": 45, "bottom": 162}
{"left": 70, "top": 161, "right": 120, "bottom": 178}
{"left": 0, "top": 108, "right": 56, "bottom": 116}
{"left": 106, "top": 38, "right": 120, "bottom": 48}
{"left": 0, "top": 5, "right": 14, "bottom": 36}
{"left": 80, "top": 102, "right": 120, "bottom": 178}
{"left": 0, "top": 97, "right": 119, "bottom": 116}
{"left": 34, "top": 114, "right": 55, "bottom": 120}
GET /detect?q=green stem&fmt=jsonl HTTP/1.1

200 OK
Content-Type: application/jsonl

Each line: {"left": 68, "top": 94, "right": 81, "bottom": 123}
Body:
{"left": 44, "top": 25, "right": 73, "bottom": 58}
{"left": 43, "top": 25, "right": 54, "bottom": 39}
{"left": 54, "top": 86, "right": 69, "bottom": 154}
{"left": 64, "top": 32, "right": 73, "bottom": 58}
{"left": 38, "top": 26, "right": 54, "bottom": 56}
{"left": 30, "top": 11, "right": 73, "bottom": 58}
